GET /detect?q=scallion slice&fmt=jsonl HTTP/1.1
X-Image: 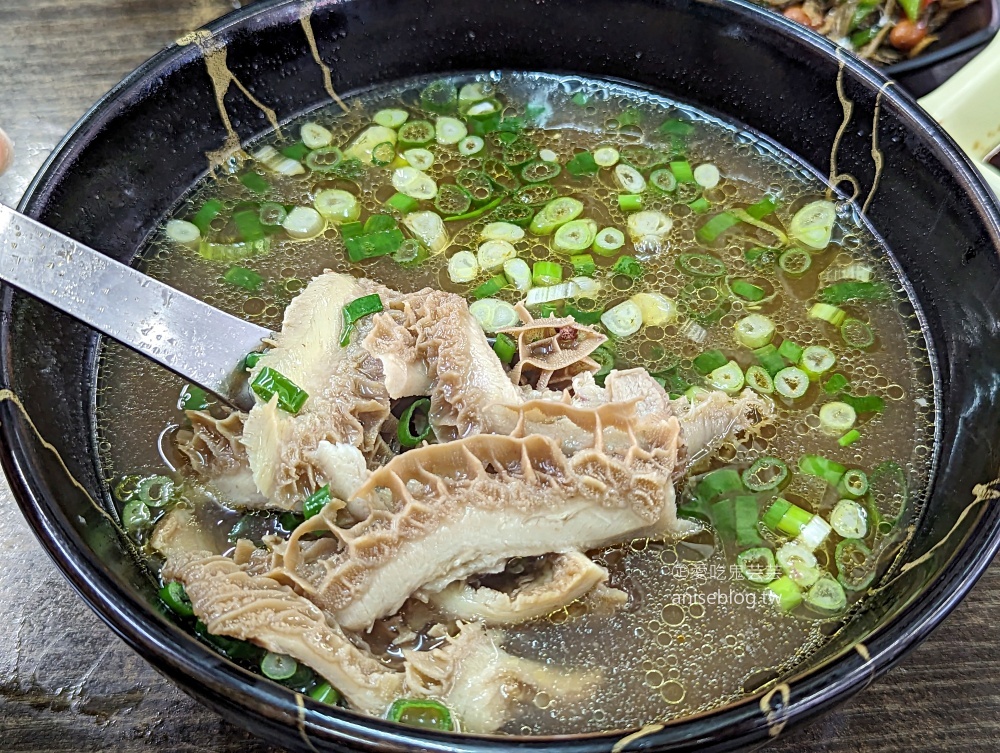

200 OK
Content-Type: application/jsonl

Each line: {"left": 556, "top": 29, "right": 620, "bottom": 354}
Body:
{"left": 630, "top": 292, "right": 678, "bottom": 326}
{"left": 529, "top": 197, "right": 584, "bottom": 235}
{"left": 670, "top": 160, "right": 695, "bottom": 183}
{"left": 841, "top": 317, "right": 875, "bottom": 348}
{"left": 309, "top": 683, "right": 340, "bottom": 705}
{"left": 823, "top": 372, "right": 850, "bottom": 394}
{"left": 434, "top": 184, "right": 473, "bottom": 216}
{"left": 493, "top": 332, "right": 517, "bottom": 364}
{"left": 339, "top": 293, "right": 384, "bottom": 347}
{"left": 778, "top": 339, "right": 803, "bottom": 364}
{"left": 502, "top": 257, "right": 532, "bottom": 293}
{"left": 677, "top": 253, "right": 726, "bottom": 278}
{"left": 166, "top": 219, "right": 201, "bottom": 247}
{"left": 398, "top": 398, "right": 433, "bottom": 447}
{"left": 302, "top": 484, "right": 331, "bottom": 519}
{"left": 386, "top": 698, "right": 454, "bottom": 731}
{"left": 261, "top": 652, "right": 298, "bottom": 681}
{"left": 819, "top": 401, "right": 857, "bottom": 435}
{"left": 457, "top": 135, "right": 485, "bottom": 156}
{"left": 734, "top": 314, "right": 776, "bottom": 349}
{"left": 697, "top": 212, "right": 739, "bottom": 244}
{"left": 251, "top": 367, "right": 309, "bottom": 413}
{"left": 593, "top": 146, "right": 620, "bottom": 166}
{"left": 798, "top": 454, "right": 846, "bottom": 486}
{"left": 830, "top": 498, "right": 868, "bottom": 539}
{"left": 198, "top": 237, "right": 271, "bottom": 262}
{"left": 403, "top": 210, "right": 449, "bottom": 253}
{"left": 420, "top": 79, "right": 457, "bottom": 113}
{"left": 838, "top": 393, "right": 886, "bottom": 414}
{"left": 766, "top": 575, "right": 803, "bottom": 611}
{"left": 392, "top": 238, "right": 429, "bottom": 267}
{"left": 742, "top": 456, "right": 788, "bottom": 492}
{"left": 774, "top": 366, "right": 810, "bottom": 399}
{"left": 397, "top": 120, "right": 436, "bottom": 149}
{"left": 553, "top": 219, "right": 598, "bottom": 254}
{"left": 839, "top": 429, "right": 862, "bottom": 446}
{"left": 253, "top": 145, "right": 306, "bottom": 176}
{"left": 789, "top": 199, "right": 837, "bottom": 250}
{"left": 688, "top": 196, "right": 711, "bottom": 214}
{"left": 837, "top": 469, "right": 869, "bottom": 498}
{"left": 301, "top": 121, "right": 334, "bottom": 148}
{"left": 223, "top": 266, "right": 264, "bottom": 291}
{"left": 693, "top": 349, "right": 728, "bottom": 375}
{"left": 804, "top": 575, "right": 847, "bottom": 615}
{"left": 448, "top": 250, "right": 479, "bottom": 284}
{"left": 809, "top": 302, "right": 847, "bottom": 327}
{"left": 836, "top": 538, "right": 877, "bottom": 591}
{"left": 571, "top": 253, "right": 596, "bottom": 277}
{"left": 693, "top": 163, "right": 721, "bottom": 189}
{"left": 374, "top": 108, "right": 409, "bottom": 129}
{"left": 800, "top": 345, "right": 836, "bottom": 379}
{"left": 706, "top": 360, "right": 745, "bottom": 395}
{"left": 239, "top": 171, "right": 269, "bottom": 195}
{"left": 764, "top": 498, "right": 811, "bottom": 537}
{"left": 776, "top": 541, "right": 821, "bottom": 587}
{"left": 778, "top": 247, "right": 812, "bottom": 276}
{"left": 612, "top": 255, "right": 643, "bottom": 279}
{"left": 614, "top": 164, "right": 646, "bottom": 193}
{"left": 737, "top": 547, "right": 777, "bottom": 584}
{"left": 753, "top": 344, "right": 786, "bottom": 376}
{"left": 159, "top": 581, "right": 195, "bottom": 617}
{"left": 469, "top": 298, "right": 519, "bottom": 331}
{"left": 532, "top": 260, "right": 563, "bottom": 286}
{"left": 315, "top": 189, "right": 361, "bottom": 223}
{"left": 435, "top": 116, "right": 467, "bottom": 145}
{"left": 745, "top": 365, "right": 774, "bottom": 394}
{"left": 601, "top": 299, "right": 643, "bottom": 338}
{"left": 402, "top": 147, "right": 435, "bottom": 170}
{"left": 617, "top": 194, "right": 644, "bottom": 212}
{"left": 566, "top": 151, "right": 599, "bottom": 177}
{"left": 592, "top": 227, "right": 625, "bottom": 256}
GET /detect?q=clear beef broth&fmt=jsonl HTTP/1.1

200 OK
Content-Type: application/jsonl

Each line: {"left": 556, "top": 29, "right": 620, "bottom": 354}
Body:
{"left": 95, "top": 72, "right": 935, "bottom": 734}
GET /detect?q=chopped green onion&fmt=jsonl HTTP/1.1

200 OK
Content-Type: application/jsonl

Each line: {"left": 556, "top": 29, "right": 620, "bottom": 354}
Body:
{"left": 520, "top": 160, "right": 562, "bottom": 183}
{"left": 746, "top": 196, "right": 778, "bottom": 219}
{"left": 734, "top": 314, "right": 776, "bottom": 349}
{"left": 593, "top": 227, "right": 626, "bottom": 256}
{"left": 553, "top": 219, "right": 599, "bottom": 254}
{"left": 397, "top": 120, "right": 436, "bottom": 149}
{"left": 677, "top": 253, "right": 726, "bottom": 277}
{"left": 774, "top": 366, "right": 810, "bottom": 399}
{"left": 838, "top": 469, "right": 869, "bottom": 498}
{"left": 435, "top": 116, "right": 467, "bottom": 145}
{"left": 500, "top": 138, "right": 536, "bottom": 167}
{"left": 420, "top": 79, "right": 457, "bottom": 113}
{"left": 179, "top": 384, "right": 209, "bottom": 412}
{"left": 530, "top": 197, "right": 584, "bottom": 235}
{"left": 469, "top": 298, "right": 519, "bottom": 331}
{"left": 434, "top": 184, "right": 473, "bottom": 216}
{"left": 283, "top": 206, "right": 326, "bottom": 240}
{"left": 601, "top": 299, "right": 643, "bottom": 338}
{"left": 392, "top": 167, "right": 438, "bottom": 200}
{"left": 688, "top": 196, "right": 711, "bottom": 214}
{"left": 371, "top": 141, "right": 396, "bottom": 166}
{"left": 459, "top": 82, "right": 494, "bottom": 107}
{"left": 753, "top": 344, "right": 786, "bottom": 376}
{"left": 800, "top": 345, "right": 836, "bottom": 379}
{"left": 839, "top": 429, "right": 862, "bottom": 447}
{"left": 693, "top": 349, "right": 728, "bottom": 375}
{"left": 565, "top": 301, "right": 603, "bottom": 325}
{"left": 165, "top": 220, "right": 201, "bottom": 246}
{"left": 309, "top": 683, "right": 340, "bottom": 705}
{"left": 482, "top": 221, "right": 525, "bottom": 243}
{"left": 343, "top": 227, "right": 405, "bottom": 262}
{"left": 836, "top": 538, "right": 877, "bottom": 591}
{"left": 566, "top": 151, "right": 600, "bottom": 177}
{"left": 823, "top": 373, "right": 850, "bottom": 394}
{"left": 398, "top": 398, "right": 433, "bottom": 448}
{"left": 745, "top": 365, "right": 774, "bottom": 394}
{"left": 647, "top": 168, "right": 677, "bottom": 194}
{"left": 192, "top": 200, "right": 225, "bottom": 234}
{"left": 532, "top": 260, "right": 563, "bottom": 286}
{"left": 819, "top": 281, "right": 892, "bottom": 305}
{"left": 458, "top": 135, "right": 485, "bottom": 156}
{"left": 593, "top": 146, "right": 620, "bottom": 166}
{"left": 735, "top": 495, "right": 763, "bottom": 547}
{"left": 259, "top": 202, "right": 287, "bottom": 227}
{"left": 261, "top": 652, "right": 298, "bottom": 681}
{"left": 244, "top": 352, "right": 262, "bottom": 369}
{"left": 253, "top": 145, "right": 306, "bottom": 176}
{"left": 613, "top": 164, "right": 646, "bottom": 194}
{"left": 385, "top": 192, "right": 420, "bottom": 215}
{"left": 696, "top": 212, "right": 739, "bottom": 244}
{"left": 798, "top": 454, "right": 846, "bottom": 486}
{"left": 761, "top": 497, "right": 791, "bottom": 531}
{"left": 392, "top": 238, "right": 429, "bottom": 267}
{"left": 340, "top": 293, "right": 385, "bottom": 347}
{"left": 738, "top": 547, "right": 777, "bottom": 584}
{"left": 442, "top": 196, "right": 504, "bottom": 223}
{"left": 766, "top": 575, "right": 803, "bottom": 611}
{"left": 743, "top": 456, "right": 789, "bottom": 492}
{"left": 711, "top": 498, "right": 736, "bottom": 542}
{"left": 571, "top": 91, "right": 589, "bottom": 106}
{"left": 841, "top": 317, "right": 875, "bottom": 348}
{"left": 694, "top": 469, "right": 744, "bottom": 507}
{"left": 223, "top": 266, "right": 264, "bottom": 291}
{"left": 280, "top": 142, "right": 311, "bottom": 161}
{"left": 809, "top": 302, "right": 847, "bottom": 327}
{"left": 693, "top": 163, "right": 721, "bottom": 189}
{"left": 631, "top": 292, "right": 678, "bottom": 326}
{"left": 159, "top": 581, "right": 195, "bottom": 617}
{"left": 670, "top": 160, "right": 695, "bottom": 183}
{"left": 448, "top": 250, "right": 480, "bottom": 283}
{"left": 838, "top": 393, "right": 886, "bottom": 414}
{"left": 515, "top": 184, "right": 559, "bottom": 207}
{"left": 233, "top": 208, "right": 267, "bottom": 242}
{"left": 617, "top": 194, "right": 644, "bottom": 212}
{"left": 239, "top": 171, "right": 269, "bottom": 194}
{"left": 831, "top": 499, "right": 869, "bottom": 539}
{"left": 374, "top": 108, "right": 409, "bottom": 129}
{"left": 805, "top": 575, "right": 847, "bottom": 615}
{"left": 798, "top": 514, "right": 833, "bottom": 551}
{"left": 477, "top": 239, "right": 517, "bottom": 271}
{"left": 386, "top": 698, "right": 454, "bottom": 731}
{"left": 304, "top": 146, "right": 344, "bottom": 173}
{"left": 731, "top": 278, "right": 766, "bottom": 302}
{"left": 789, "top": 199, "right": 837, "bottom": 250}
{"left": 472, "top": 274, "right": 509, "bottom": 300}
{"left": 777, "top": 339, "right": 804, "bottom": 364}
{"left": 819, "top": 401, "right": 857, "bottom": 435}
{"left": 745, "top": 246, "right": 778, "bottom": 267}
{"left": 778, "top": 248, "right": 812, "bottom": 276}
{"left": 776, "top": 542, "right": 820, "bottom": 587}
{"left": 402, "top": 147, "right": 434, "bottom": 170}
{"left": 303, "top": 484, "right": 331, "bottom": 519}
{"left": 658, "top": 118, "right": 695, "bottom": 137}
{"left": 315, "top": 189, "right": 361, "bottom": 223}
{"left": 251, "top": 367, "right": 309, "bottom": 413}
{"left": 612, "top": 255, "right": 643, "bottom": 279}
{"left": 503, "top": 257, "right": 532, "bottom": 292}
{"left": 764, "top": 498, "right": 812, "bottom": 537}
{"left": 706, "top": 360, "right": 745, "bottom": 394}
{"left": 571, "top": 254, "right": 596, "bottom": 277}
{"left": 493, "top": 333, "right": 517, "bottom": 364}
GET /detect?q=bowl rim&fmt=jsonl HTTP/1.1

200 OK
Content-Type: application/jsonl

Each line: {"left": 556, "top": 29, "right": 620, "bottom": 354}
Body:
{"left": 3, "top": 0, "right": 1000, "bottom": 750}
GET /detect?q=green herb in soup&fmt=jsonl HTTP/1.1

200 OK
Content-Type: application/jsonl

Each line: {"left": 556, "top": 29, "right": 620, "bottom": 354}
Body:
{"left": 96, "top": 72, "right": 934, "bottom": 735}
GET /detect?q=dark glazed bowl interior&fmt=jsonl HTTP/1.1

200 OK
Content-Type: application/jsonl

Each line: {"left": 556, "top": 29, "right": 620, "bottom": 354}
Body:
{"left": 3, "top": 0, "right": 1000, "bottom": 751}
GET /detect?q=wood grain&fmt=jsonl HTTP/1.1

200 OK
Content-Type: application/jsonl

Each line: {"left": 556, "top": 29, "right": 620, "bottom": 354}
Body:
{"left": 1, "top": 2, "right": 998, "bottom": 751}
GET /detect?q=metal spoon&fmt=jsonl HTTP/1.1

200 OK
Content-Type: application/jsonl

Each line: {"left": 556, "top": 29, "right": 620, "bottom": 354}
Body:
{"left": 0, "top": 204, "right": 270, "bottom": 409}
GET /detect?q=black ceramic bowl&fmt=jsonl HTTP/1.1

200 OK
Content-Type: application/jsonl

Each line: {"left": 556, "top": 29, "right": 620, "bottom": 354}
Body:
{"left": 3, "top": 0, "right": 1000, "bottom": 751}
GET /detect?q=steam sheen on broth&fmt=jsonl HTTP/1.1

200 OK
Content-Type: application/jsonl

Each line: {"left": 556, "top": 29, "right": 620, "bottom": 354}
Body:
{"left": 96, "top": 72, "right": 934, "bottom": 735}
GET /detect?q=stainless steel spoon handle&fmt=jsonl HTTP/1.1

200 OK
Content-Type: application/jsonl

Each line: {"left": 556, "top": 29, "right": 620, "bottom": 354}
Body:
{"left": 0, "top": 204, "right": 270, "bottom": 402}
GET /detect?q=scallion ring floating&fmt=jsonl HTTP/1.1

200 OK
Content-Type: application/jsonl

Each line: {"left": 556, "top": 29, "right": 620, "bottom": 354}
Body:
{"left": 836, "top": 538, "right": 877, "bottom": 591}
{"left": 819, "top": 401, "right": 857, "bottom": 435}
{"left": 402, "top": 148, "right": 435, "bottom": 170}
{"left": 737, "top": 548, "right": 777, "bottom": 584}
{"left": 830, "top": 498, "right": 868, "bottom": 539}
{"left": 373, "top": 108, "right": 409, "bottom": 129}
{"left": 800, "top": 345, "right": 836, "bottom": 379}
{"left": 261, "top": 652, "right": 299, "bottom": 681}
{"left": 837, "top": 469, "right": 869, "bottom": 499}
{"left": 529, "top": 197, "right": 584, "bottom": 235}
{"left": 744, "top": 364, "right": 774, "bottom": 394}
{"left": 677, "top": 253, "right": 726, "bottom": 277}
{"left": 706, "top": 360, "right": 745, "bottom": 395}
{"left": 301, "top": 121, "right": 333, "bottom": 148}
{"left": 774, "top": 366, "right": 809, "bottom": 399}
{"left": 521, "top": 160, "right": 562, "bottom": 183}
{"left": 398, "top": 398, "right": 433, "bottom": 447}
{"left": 614, "top": 163, "right": 646, "bottom": 193}
{"left": 592, "top": 227, "right": 625, "bottom": 256}
{"left": 778, "top": 247, "right": 811, "bottom": 276}
{"left": 593, "top": 146, "right": 620, "bottom": 167}
{"left": 435, "top": 116, "right": 468, "bottom": 145}
{"left": 790, "top": 199, "right": 837, "bottom": 250}
{"left": 742, "top": 456, "right": 788, "bottom": 491}
{"left": 457, "top": 135, "right": 485, "bottom": 156}
{"left": 841, "top": 317, "right": 875, "bottom": 348}
{"left": 469, "top": 298, "right": 519, "bottom": 331}
{"left": 552, "top": 219, "right": 598, "bottom": 254}
{"left": 734, "top": 314, "right": 776, "bottom": 349}
{"left": 392, "top": 167, "right": 438, "bottom": 199}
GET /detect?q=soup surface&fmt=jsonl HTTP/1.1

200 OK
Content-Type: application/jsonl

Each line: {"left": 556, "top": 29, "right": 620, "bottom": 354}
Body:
{"left": 96, "top": 72, "right": 935, "bottom": 735}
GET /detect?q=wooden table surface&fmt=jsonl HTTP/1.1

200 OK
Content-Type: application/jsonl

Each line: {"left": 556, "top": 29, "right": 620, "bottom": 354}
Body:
{"left": 1, "top": 1, "right": 999, "bottom": 751}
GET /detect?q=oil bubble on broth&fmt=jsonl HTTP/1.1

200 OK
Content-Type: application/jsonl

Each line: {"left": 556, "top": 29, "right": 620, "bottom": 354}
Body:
{"left": 95, "top": 71, "right": 935, "bottom": 735}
